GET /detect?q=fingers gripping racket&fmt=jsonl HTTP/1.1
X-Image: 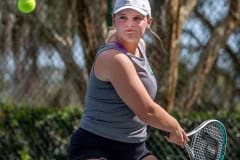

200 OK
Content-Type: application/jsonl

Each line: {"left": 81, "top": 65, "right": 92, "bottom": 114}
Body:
{"left": 162, "top": 119, "right": 227, "bottom": 160}
{"left": 184, "top": 119, "right": 227, "bottom": 160}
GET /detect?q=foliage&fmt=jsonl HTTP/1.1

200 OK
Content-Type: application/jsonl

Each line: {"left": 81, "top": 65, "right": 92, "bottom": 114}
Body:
{"left": 0, "top": 104, "right": 239, "bottom": 159}
{"left": 0, "top": 104, "right": 82, "bottom": 160}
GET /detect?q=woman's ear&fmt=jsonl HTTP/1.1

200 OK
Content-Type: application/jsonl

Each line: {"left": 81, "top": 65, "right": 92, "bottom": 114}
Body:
{"left": 147, "top": 17, "right": 153, "bottom": 29}
{"left": 112, "top": 15, "right": 116, "bottom": 27}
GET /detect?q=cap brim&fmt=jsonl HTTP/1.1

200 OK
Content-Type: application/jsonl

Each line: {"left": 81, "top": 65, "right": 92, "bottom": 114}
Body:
{"left": 113, "top": 6, "right": 148, "bottom": 16}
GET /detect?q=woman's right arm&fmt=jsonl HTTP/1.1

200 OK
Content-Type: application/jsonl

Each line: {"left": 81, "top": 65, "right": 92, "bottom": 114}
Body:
{"left": 94, "top": 49, "right": 188, "bottom": 146}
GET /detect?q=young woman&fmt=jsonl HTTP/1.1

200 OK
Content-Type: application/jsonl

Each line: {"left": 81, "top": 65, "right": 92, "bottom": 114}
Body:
{"left": 68, "top": 0, "right": 188, "bottom": 159}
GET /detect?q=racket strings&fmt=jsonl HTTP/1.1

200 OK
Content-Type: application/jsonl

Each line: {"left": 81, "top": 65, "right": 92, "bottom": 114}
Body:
{"left": 190, "top": 123, "right": 225, "bottom": 160}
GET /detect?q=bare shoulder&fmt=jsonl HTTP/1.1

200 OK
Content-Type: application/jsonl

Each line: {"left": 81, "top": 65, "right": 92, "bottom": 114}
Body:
{"left": 94, "top": 49, "right": 134, "bottom": 81}
{"left": 96, "top": 49, "right": 131, "bottom": 66}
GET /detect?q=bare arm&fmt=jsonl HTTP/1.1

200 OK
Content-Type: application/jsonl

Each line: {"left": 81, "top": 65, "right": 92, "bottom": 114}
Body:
{"left": 94, "top": 50, "right": 187, "bottom": 145}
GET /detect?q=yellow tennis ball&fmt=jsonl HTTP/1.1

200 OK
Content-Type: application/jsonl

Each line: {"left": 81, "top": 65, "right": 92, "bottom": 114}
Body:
{"left": 18, "top": 0, "right": 36, "bottom": 14}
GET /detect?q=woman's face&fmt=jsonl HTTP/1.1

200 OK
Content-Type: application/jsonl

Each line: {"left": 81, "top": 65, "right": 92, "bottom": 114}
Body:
{"left": 113, "top": 9, "right": 152, "bottom": 43}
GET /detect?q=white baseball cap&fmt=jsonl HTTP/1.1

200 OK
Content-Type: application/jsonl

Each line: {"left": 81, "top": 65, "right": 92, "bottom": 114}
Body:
{"left": 113, "top": 0, "right": 151, "bottom": 16}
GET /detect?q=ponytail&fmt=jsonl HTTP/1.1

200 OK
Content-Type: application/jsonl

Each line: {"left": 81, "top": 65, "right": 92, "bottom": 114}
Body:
{"left": 105, "top": 27, "right": 116, "bottom": 43}
{"left": 148, "top": 28, "right": 167, "bottom": 55}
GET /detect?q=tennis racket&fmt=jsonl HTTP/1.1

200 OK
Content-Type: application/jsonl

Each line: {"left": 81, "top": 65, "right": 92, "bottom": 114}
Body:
{"left": 162, "top": 119, "right": 227, "bottom": 160}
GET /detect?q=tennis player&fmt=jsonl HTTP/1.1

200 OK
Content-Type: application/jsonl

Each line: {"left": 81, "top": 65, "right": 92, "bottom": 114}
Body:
{"left": 68, "top": 0, "right": 188, "bottom": 159}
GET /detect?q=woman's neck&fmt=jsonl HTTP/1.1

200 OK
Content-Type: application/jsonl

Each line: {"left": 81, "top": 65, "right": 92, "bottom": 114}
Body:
{"left": 112, "top": 36, "right": 139, "bottom": 55}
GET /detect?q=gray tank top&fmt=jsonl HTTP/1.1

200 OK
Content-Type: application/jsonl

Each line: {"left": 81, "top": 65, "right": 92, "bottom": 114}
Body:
{"left": 80, "top": 42, "right": 157, "bottom": 143}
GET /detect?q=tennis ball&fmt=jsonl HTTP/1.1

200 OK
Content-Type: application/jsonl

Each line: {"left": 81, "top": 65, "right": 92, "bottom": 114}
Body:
{"left": 18, "top": 0, "right": 36, "bottom": 14}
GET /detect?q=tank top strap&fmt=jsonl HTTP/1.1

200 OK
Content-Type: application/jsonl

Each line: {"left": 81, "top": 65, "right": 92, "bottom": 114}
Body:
{"left": 96, "top": 41, "right": 147, "bottom": 57}
{"left": 96, "top": 42, "right": 128, "bottom": 58}
{"left": 137, "top": 41, "right": 147, "bottom": 60}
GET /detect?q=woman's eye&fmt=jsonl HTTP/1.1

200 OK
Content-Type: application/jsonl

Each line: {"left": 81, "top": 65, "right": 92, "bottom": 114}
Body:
{"left": 119, "top": 16, "right": 127, "bottom": 20}
{"left": 134, "top": 16, "right": 143, "bottom": 21}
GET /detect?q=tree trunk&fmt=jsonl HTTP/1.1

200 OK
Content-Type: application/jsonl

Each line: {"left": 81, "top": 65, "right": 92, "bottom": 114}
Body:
{"left": 166, "top": 0, "right": 197, "bottom": 111}
{"left": 76, "top": 0, "right": 107, "bottom": 74}
{"left": 179, "top": 0, "right": 240, "bottom": 110}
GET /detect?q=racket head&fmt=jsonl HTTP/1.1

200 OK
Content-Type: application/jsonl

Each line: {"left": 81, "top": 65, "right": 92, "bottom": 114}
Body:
{"left": 185, "top": 119, "right": 227, "bottom": 160}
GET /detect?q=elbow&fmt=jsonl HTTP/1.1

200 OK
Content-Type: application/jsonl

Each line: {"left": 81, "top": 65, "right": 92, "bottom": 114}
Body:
{"left": 137, "top": 104, "right": 156, "bottom": 124}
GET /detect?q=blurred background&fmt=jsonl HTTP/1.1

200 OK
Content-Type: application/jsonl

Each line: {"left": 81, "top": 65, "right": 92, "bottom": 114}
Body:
{"left": 0, "top": 0, "right": 239, "bottom": 159}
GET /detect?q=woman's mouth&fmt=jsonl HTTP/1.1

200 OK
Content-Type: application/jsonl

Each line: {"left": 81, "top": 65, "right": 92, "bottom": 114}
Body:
{"left": 125, "top": 29, "right": 135, "bottom": 33}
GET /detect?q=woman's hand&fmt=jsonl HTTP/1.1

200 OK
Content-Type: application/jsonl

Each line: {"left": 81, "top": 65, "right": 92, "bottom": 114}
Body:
{"left": 165, "top": 125, "right": 189, "bottom": 147}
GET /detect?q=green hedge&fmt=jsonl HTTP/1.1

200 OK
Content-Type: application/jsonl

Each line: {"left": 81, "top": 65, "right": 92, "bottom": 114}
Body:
{"left": 0, "top": 104, "right": 239, "bottom": 160}
{"left": 0, "top": 104, "right": 82, "bottom": 160}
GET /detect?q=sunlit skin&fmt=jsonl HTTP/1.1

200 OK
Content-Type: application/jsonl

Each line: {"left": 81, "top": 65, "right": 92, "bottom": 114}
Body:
{"left": 112, "top": 9, "right": 152, "bottom": 55}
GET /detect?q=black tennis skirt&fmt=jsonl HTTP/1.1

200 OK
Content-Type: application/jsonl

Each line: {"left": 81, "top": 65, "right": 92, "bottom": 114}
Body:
{"left": 68, "top": 128, "right": 152, "bottom": 160}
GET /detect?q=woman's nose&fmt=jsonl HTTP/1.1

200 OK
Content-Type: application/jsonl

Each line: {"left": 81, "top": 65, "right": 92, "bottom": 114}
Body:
{"left": 126, "top": 20, "right": 134, "bottom": 27}
{"left": 127, "top": 24, "right": 133, "bottom": 27}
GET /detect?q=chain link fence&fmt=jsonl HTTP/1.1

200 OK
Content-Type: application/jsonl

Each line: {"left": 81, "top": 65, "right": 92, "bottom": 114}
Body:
{"left": 0, "top": 0, "right": 239, "bottom": 110}
{"left": 0, "top": 0, "right": 240, "bottom": 159}
{"left": 0, "top": 106, "right": 239, "bottom": 159}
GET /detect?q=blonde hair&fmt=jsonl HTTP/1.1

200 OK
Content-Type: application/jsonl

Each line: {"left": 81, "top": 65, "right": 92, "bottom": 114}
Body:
{"left": 105, "top": 27, "right": 116, "bottom": 43}
{"left": 148, "top": 28, "right": 167, "bottom": 54}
